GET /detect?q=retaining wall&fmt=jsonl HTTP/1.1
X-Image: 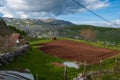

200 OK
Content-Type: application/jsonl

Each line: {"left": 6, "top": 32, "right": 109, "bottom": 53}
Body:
{"left": 0, "top": 45, "right": 30, "bottom": 66}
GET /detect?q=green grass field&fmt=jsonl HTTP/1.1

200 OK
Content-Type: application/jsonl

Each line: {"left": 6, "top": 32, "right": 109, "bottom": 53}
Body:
{"left": 0, "top": 39, "right": 80, "bottom": 80}
{"left": 0, "top": 38, "right": 120, "bottom": 80}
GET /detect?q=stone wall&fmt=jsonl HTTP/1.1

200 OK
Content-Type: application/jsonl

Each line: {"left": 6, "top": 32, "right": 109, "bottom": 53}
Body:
{"left": 0, "top": 45, "right": 30, "bottom": 66}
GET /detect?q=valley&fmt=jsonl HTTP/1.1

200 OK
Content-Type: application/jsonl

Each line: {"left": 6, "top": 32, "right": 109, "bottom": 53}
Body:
{"left": 0, "top": 18, "right": 120, "bottom": 80}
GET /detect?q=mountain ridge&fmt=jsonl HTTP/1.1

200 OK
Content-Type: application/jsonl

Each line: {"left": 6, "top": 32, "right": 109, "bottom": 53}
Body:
{"left": 2, "top": 17, "right": 75, "bottom": 26}
{"left": 1, "top": 17, "right": 120, "bottom": 43}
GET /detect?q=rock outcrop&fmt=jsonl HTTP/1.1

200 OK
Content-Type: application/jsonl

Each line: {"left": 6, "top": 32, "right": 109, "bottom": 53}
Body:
{"left": 0, "top": 45, "right": 30, "bottom": 66}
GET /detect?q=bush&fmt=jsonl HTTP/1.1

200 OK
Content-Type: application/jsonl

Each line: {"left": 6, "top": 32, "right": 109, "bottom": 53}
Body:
{"left": 8, "top": 25, "right": 26, "bottom": 35}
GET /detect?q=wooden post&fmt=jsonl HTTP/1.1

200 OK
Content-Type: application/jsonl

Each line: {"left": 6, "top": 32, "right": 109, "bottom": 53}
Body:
{"left": 64, "top": 66, "right": 67, "bottom": 80}
{"left": 114, "top": 58, "right": 118, "bottom": 73}
{"left": 36, "top": 74, "right": 38, "bottom": 80}
{"left": 99, "top": 58, "right": 103, "bottom": 72}
{"left": 84, "top": 61, "right": 87, "bottom": 74}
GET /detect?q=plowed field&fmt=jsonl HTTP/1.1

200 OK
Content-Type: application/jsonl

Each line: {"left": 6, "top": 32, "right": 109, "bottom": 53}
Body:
{"left": 40, "top": 40, "right": 120, "bottom": 64}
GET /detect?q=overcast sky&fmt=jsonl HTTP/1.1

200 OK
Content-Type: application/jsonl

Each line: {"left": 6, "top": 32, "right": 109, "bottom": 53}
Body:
{"left": 0, "top": 0, "right": 120, "bottom": 27}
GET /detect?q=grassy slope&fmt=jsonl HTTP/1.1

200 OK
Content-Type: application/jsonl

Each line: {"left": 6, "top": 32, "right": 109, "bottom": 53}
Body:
{"left": 66, "top": 38, "right": 120, "bottom": 50}
{"left": 0, "top": 19, "right": 26, "bottom": 36}
{"left": 0, "top": 38, "right": 120, "bottom": 80}
{"left": 0, "top": 39, "right": 79, "bottom": 80}
{"left": 0, "top": 19, "right": 13, "bottom": 36}
{"left": 64, "top": 25, "right": 120, "bottom": 43}
{"left": 66, "top": 38, "right": 120, "bottom": 80}
{"left": 0, "top": 19, "right": 27, "bottom": 52}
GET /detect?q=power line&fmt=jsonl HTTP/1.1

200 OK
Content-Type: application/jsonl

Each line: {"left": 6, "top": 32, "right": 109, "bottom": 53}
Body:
{"left": 73, "top": 0, "right": 119, "bottom": 27}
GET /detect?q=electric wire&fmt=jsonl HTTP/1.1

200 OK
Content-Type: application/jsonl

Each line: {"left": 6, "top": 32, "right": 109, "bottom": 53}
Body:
{"left": 73, "top": 0, "right": 119, "bottom": 27}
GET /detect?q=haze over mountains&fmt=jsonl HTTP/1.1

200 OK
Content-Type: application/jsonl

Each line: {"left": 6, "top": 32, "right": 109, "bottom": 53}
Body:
{"left": 3, "top": 17, "right": 75, "bottom": 37}
{"left": 1, "top": 17, "right": 120, "bottom": 43}
{"left": 3, "top": 17, "right": 74, "bottom": 27}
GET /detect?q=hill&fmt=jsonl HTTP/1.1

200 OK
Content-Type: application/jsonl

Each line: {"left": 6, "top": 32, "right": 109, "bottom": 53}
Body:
{"left": 3, "top": 18, "right": 74, "bottom": 26}
{"left": 0, "top": 18, "right": 26, "bottom": 53}
{"left": 0, "top": 18, "right": 14, "bottom": 36}
{"left": 66, "top": 25, "right": 120, "bottom": 43}
{"left": 2, "top": 17, "right": 120, "bottom": 43}
{"left": 3, "top": 17, "right": 74, "bottom": 37}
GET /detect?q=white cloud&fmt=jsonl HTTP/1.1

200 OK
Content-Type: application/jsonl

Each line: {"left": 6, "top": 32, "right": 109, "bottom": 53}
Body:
{"left": 84, "top": 0, "right": 109, "bottom": 9}
{"left": 0, "top": 0, "right": 6, "bottom": 7}
{"left": 0, "top": 0, "right": 109, "bottom": 18}
{"left": 100, "top": 20, "right": 120, "bottom": 28}
{"left": 72, "top": 20, "right": 120, "bottom": 28}
{"left": 113, "top": 20, "right": 120, "bottom": 25}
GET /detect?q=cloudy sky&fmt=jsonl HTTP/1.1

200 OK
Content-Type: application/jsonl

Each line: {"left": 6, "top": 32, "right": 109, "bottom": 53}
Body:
{"left": 0, "top": 0, "right": 120, "bottom": 27}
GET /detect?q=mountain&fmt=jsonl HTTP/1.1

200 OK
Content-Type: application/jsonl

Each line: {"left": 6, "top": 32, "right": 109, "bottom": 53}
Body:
{"left": 2, "top": 17, "right": 120, "bottom": 43}
{"left": 0, "top": 18, "right": 27, "bottom": 53}
{"left": 3, "top": 17, "right": 74, "bottom": 26}
{"left": 0, "top": 18, "right": 14, "bottom": 36}
{"left": 2, "top": 17, "right": 75, "bottom": 37}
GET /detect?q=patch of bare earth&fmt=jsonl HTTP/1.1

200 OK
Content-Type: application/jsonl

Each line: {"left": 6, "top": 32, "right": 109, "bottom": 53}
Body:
{"left": 40, "top": 40, "right": 120, "bottom": 64}
{"left": 52, "top": 62, "right": 65, "bottom": 67}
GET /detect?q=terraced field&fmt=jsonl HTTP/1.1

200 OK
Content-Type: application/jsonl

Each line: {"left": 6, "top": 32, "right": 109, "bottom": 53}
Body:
{"left": 40, "top": 40, "right": 120, "bottom": 64}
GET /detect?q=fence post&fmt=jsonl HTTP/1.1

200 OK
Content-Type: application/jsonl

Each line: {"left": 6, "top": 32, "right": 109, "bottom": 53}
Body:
{"left": 36, "top": 74, "right": 38, "bottom": 80}
{"left": 64, "top": 66, "right": 67, "bottom": 80}
{"left": 114, "top": 58, "right": 118, "bottom": 73}
{"left": 84, "top": 61, "right": 87, "bottom": 74}
{"left": 99, "top": 58, "right": 103, "bottom": 72}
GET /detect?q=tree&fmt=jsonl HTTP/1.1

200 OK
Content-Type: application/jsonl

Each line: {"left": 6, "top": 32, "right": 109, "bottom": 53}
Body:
{"left": 80, "top": 28, "right": 96, "bottom": 41}
{"left": 8, "top": 25, "right": 26, "bottom": 35}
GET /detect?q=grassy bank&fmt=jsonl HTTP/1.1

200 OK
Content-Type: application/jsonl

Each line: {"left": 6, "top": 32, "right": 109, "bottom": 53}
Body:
{"left": 0, "top": 38, "right": 120, "bottom": 80}
{"left": 0, "top": 39, "right": 79, "bottom": 80}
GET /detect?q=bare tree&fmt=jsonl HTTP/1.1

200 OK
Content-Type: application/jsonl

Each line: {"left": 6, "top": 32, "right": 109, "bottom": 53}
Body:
{"left": 80, "top": 28, "right": 96, "bottom": 41}
{"left": 0, "top": 36, "right": 10, "bottom": 52}
{"left": 0, "top": 35, "right": 17, "bottom": 52}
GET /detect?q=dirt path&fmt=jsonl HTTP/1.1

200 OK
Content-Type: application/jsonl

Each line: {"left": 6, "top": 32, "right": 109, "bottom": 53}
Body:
{"left": 40, "top": 40, "right": 120, "bottom": 64}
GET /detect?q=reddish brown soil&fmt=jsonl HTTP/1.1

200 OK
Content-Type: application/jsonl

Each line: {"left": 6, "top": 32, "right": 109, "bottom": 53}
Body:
{"left": 52, "top": 62, "right": 65, "bottom": 67}
{"left": 40, "top": 40, "right": 120, "bottom": 64}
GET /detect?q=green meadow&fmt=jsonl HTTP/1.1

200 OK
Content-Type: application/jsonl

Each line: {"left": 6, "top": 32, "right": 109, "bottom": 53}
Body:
{"left": 0, "top": 38, "right": 120, "bottom": 80}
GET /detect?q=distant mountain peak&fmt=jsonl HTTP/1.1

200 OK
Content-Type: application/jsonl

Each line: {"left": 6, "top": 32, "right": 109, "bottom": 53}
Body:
{"left": 3, "top": 17, "right": 75, "bottom": 26}
{"left": 41, "top": 19, "right": 56, "bottom": 23}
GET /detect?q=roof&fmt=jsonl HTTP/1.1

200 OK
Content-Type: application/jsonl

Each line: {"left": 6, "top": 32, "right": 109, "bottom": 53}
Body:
{"left": 0, "top": 70, "right": 34, "bottom": 80}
